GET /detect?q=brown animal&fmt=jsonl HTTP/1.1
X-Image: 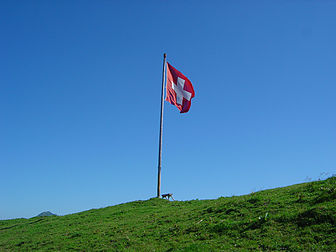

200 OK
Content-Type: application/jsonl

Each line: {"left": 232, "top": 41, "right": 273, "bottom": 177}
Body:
{"left": 162, "top": 193, "right": 174, "bottom": 200}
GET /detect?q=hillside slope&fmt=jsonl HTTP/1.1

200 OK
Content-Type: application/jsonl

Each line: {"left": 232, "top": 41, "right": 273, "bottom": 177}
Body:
{"left": 0, "top": 177, "right": 335, "bottom": 251}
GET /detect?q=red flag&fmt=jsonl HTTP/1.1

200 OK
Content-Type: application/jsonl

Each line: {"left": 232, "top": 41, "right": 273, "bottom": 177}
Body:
{"left": 165, "top": 62, "right": 195, "bottom": 113}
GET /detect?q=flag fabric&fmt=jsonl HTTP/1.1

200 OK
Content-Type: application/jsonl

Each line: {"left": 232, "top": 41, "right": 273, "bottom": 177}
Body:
{"left": 165, "top": 62, "right": 195, "bottom": 113}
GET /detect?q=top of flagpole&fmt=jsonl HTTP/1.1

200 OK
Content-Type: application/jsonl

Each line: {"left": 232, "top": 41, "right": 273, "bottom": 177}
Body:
{"left": 164, "top": 53, "right": 166, "bottom": 59}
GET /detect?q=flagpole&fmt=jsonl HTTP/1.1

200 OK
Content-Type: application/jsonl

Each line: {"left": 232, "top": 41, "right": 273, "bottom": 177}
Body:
{"left": 157, "top": 53, "right": 167, "bottom": 198}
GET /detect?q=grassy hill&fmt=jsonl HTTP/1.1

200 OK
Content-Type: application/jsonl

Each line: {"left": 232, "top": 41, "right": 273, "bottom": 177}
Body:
{"left": 0, "top": 177, "right": 335, "bottom": 251}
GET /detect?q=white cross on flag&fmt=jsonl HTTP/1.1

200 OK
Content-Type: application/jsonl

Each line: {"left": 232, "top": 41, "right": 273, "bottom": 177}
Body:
{"left": 166, "top": 62, "right": 195, "bottom": 113}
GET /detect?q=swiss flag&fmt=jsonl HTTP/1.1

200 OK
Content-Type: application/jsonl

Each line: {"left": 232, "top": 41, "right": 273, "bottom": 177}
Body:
{"left": 165, "top": 62, "right": 195, "bottom": 113}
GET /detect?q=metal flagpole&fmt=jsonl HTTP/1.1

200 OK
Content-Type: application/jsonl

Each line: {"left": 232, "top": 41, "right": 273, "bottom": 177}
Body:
{"left": 157, "top": 53, "right": 167, "bottom": 198}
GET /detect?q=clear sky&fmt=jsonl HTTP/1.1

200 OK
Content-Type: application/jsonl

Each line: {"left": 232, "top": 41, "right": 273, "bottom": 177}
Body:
{"left": 1, "top": 1, "right": 335, "bottom": 220}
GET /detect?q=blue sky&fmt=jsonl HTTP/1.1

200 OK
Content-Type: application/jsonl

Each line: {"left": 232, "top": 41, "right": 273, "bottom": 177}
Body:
{"left": 1, "top": 1, "right": 335, "bottom": 220}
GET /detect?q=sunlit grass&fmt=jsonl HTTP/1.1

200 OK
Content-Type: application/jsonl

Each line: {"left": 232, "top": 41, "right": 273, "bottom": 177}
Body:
{"left": 0, "top": 177, "right": 335, "bottom": 251}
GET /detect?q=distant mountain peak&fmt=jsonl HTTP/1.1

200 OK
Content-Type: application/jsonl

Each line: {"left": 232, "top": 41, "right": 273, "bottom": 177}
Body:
{"left": 36, "top": 211, "right": 56, "bottom": 217}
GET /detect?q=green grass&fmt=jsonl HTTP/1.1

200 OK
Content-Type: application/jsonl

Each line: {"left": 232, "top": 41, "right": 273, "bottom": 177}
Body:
{"left": 1, "top": 177, "right": 335, "bottom": 251}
